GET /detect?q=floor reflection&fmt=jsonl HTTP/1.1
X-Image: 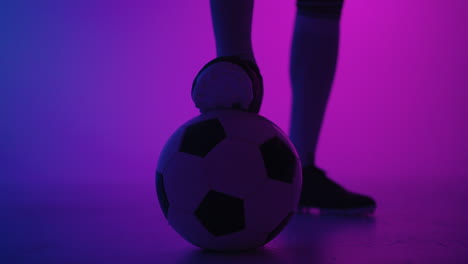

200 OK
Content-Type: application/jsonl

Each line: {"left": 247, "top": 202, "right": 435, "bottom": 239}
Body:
{"left": 268, "top": 211, "right": 377, "bottom": 264}
{"left": 176, "top": 246, "right": 287, "bottom": 264}
{"left": 175, "top": 211, "right": 376, "bottom": 264}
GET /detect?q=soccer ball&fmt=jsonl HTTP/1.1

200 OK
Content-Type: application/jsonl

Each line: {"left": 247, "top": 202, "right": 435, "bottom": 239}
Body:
{"left": 156, "top": 109, "right": 302, "bottom": 251}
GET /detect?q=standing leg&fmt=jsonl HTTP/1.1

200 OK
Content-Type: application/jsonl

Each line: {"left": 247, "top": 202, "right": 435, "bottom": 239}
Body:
{"left": 290, "top": 0, "right": 341, "bottom": 167}
{"left": 289, "top": 0, "right": 376, "bottom": 214}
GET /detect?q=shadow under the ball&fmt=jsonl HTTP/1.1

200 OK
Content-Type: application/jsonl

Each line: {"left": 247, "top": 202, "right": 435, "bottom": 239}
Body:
{"left": 174, "top": 214, "right": 376, "bottom": 264}
{"left": 176, "top": 246, "right": 287, "bottom": 264}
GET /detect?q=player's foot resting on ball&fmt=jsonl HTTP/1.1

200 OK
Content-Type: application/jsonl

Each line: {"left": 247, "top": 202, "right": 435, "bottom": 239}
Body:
{"left": 191, "top": 56, "right": 264, "bottom": 113}
{"left": 298, "top": 165, "right": 376, "bottom": 215}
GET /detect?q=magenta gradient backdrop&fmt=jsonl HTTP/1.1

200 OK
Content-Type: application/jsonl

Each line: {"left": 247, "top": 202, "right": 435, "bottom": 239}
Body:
{"left": 2, "top": 0, "right": 467, "bottom": 212}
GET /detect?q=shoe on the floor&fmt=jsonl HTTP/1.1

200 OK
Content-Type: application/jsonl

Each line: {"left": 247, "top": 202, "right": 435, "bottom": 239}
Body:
{"left": 191, "top": 56, "right": 264, "bottom": 113}
{"left": 298, "top": 165, "right": 376, "bottom": 215}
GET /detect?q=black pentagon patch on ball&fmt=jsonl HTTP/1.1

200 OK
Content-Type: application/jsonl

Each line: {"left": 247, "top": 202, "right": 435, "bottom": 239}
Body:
{"left": 265, "top": 211, "right": 294, "bottom": 244}
{"left": 156, "top": 171, "right": 169, "bottom": 218}
{"left": 260, "top": 137, "right": 297, "bottom": 183}
{"left": 195, "top": 190, "right": 245, "bottom": 237}
{"left": 179, "top": 119, "right": 226, "bottom": 157}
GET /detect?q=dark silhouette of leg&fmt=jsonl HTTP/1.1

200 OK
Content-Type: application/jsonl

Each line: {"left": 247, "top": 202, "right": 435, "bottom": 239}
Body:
{"left": 210, "top": 0, "right": 255, "bottom": 62}
{"left": 289, "top": 1, "right": 340, "bottom": 166}
{"left": 191, "top": 0, "right": 263, "bottom": 113}
{"left": 290, "top": 0, "right": 376, "bottom": 214}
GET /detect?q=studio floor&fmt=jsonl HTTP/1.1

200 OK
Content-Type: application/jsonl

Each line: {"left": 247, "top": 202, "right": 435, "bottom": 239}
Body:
{"left": 3, "top": 164, "right": 468, "bottom": 264}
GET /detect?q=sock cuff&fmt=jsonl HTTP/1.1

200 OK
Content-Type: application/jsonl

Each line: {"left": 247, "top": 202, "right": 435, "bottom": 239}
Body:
{"left": 297, "top": 0, "right": 344, "bottom": 19}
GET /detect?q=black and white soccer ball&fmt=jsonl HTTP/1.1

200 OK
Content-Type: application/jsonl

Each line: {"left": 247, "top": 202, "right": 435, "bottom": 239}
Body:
{"left": 156, "top": 109, "right": 302, "bottom": 251}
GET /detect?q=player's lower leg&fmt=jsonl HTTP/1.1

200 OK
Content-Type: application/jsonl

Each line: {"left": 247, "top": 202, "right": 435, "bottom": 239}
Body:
{"left": 191, "top": 0, "right": 263, "bottom": 113}
{"left": 289, "top": 0, "right": 376, "bottom": 214}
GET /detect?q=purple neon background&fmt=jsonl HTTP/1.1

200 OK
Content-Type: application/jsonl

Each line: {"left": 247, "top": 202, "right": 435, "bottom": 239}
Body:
{"left": 1, "top": 0, "right": 468, "bottom": 262}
